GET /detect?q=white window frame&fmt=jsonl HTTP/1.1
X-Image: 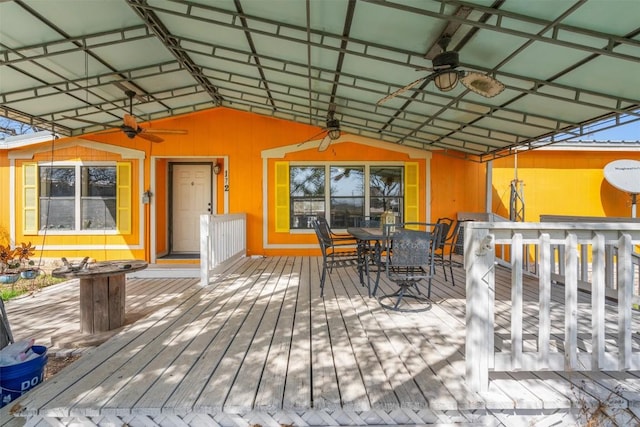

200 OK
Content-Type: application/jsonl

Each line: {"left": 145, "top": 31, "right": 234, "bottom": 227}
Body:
{"left": 289, "top": 161, "right": 405, "bottom": 233}
{"left": 39, "top": 161, "right": 119, "bottom": 235}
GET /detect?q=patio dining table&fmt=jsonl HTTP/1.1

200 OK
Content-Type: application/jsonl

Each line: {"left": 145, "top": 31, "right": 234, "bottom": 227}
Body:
{"left": 347, "top": 227, "right": 390, "bottom": 297}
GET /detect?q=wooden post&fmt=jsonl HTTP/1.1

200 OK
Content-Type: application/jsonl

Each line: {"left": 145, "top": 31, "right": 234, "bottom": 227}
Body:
{"left": 465, "top": 225, "right": 494, "bottom": 393}
{"left": 200, "top": 214, "right": 211, "bottom": 286}
{"left": 79, "top": 275, "right": 126, "bottom": 334}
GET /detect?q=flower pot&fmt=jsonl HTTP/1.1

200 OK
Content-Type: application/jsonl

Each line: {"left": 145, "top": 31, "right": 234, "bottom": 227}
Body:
{"left": 0, "top": 273, "right": 20, "bottom": 284}
{"left": 20, "top": 269, "right": 39, "bottom": 279}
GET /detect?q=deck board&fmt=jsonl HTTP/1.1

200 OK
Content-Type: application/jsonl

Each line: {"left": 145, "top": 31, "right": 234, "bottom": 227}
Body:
{"left": 2, "top": 255, "right": 640, "bottom": 426}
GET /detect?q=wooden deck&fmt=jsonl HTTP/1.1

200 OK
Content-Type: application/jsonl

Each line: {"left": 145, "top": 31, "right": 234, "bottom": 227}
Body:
{"left": 2, "top": 256, "right": 640, "bottom": 426}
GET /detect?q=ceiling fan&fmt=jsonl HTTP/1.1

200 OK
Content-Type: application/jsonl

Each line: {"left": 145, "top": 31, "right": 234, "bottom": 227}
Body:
{"left": 66, "top": 90, "right": 187, "bottom": 143}
{"left": 377, "top": 36, "right": 505, "bottom": 105}
{"left": 298, "top": 111, "right": 341, "bottom": 152}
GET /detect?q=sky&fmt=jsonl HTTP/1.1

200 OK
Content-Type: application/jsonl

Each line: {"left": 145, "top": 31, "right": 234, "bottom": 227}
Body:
{"left": 579, "top": 117, "right": 640, "bottom": 142}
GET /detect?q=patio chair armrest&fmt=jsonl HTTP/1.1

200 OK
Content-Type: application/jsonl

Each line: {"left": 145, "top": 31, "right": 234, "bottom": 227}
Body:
{"left": 331, "top": 233, "right": 356, "bottom": 241}
{"left": 331, "top": 238, "right": 358, "bottom": 246}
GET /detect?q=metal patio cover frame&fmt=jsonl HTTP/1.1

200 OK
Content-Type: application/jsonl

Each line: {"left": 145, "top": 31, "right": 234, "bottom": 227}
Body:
{"left": 1, "top": 0, "right": 639, "bottom": 162}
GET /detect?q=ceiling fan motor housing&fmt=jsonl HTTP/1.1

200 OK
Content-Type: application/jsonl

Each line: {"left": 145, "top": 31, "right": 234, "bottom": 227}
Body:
{"left": 433, "top": 50, "right": 459, "bottom": 69}
{"left": 123, "top": 127, "right": 138, "bottom": 139}
{"left": 326, "top": 118, "right": 340, "bottom": 131}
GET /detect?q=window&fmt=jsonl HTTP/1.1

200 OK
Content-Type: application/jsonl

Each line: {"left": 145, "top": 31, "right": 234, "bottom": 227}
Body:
{"left": 370, "top": 166, "right": 403, "bottom": 220}
{"left": 290, "top": 166, "right": 325, "bottom": 229}
{"left": 330, "top": 166, "right": 364, "bottom": 228}
{"left": 289, "top": 164, "right": 405, "bottom": 230}
{"left": 40, "top": 165, "right": 117, "bottom": 231}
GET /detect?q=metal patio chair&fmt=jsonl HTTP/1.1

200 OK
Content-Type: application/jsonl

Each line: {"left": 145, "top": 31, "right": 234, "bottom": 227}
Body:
{"left": 312, "top": 218, "right": 359, "bottom": 297}
{"left": 441, "top": 220, "right": 468, "bottom": 286}
{"left": 433, "top": 217, "right": 455, "bottom": 281}
{"left": 380, "top": 226, "right": 438, "bottom": 311}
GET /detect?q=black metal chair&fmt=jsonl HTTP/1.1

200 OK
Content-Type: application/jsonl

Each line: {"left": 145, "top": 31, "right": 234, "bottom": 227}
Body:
{"left": 379, "top": 226, "right": 438, "bottom": 311}
{"left": 441, "top": 220, "right": 468, "bottom": 286}
{"left": 312, "top": 218, "right": 359, "bottom": 297}
{"left": 433, "top": 217, "right": 455, "bottom": 281}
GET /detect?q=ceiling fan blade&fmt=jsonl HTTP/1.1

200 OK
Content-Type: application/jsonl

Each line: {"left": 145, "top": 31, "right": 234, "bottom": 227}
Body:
{"left": 460, "top": 71, "right": 505, "bottom": 98}
{"left": 142, "top": 128, "right": 188, "bottom": 135}
{"left": 318, "top": 134, "right": 331, "bottom": 152}
{"left": 136, "top": 132, "right": 164, "bottom": 143}
{"left": 377, "top": 75, "right": 430, "bottom": 105}
{"left": 123, "top": 113, "right": 138, "bottom": 129}
{"left": 297, "top": 129, "right": 329, "bottom": 147}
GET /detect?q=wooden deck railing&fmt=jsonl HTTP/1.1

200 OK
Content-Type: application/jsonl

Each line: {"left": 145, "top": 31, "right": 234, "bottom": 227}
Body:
{"left": 200, "top": 213, "right": 247, "bottom": 285}
{"left": 465, "top": 221, "right": 640, "bottom": 393}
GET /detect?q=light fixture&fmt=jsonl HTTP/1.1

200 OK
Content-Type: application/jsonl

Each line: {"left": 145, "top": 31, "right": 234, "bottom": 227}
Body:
{"left": 460, "top": 71, "right": 505, "bottom": 98}
{"left": 433, "top": 70, "right": 460, "bottom": 92}
{"left": 326, "top": 118, "right": 340, "bottom": 140}
{"left": 213, "top": 162, "right": 221, "bottom": 175}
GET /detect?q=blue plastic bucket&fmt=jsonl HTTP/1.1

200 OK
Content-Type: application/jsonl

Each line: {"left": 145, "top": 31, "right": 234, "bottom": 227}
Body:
{"left": 0, "top": 345, "right": 48, "bottom": 408}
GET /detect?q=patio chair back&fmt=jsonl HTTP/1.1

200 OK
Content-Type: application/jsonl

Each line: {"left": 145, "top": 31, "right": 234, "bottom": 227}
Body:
{"left": 312, "top": 219, "right": 359, "bottom": 297}
{"left": 381, "top": 225, "right": 439, "bottom": 310}
{"left": 435, "top": 217, "right": 455, "bottom": 249}
{"left": 388, "top": 229, "right": 435, "bottom": 267}
{"left": 434, "top": 217, "right": 455, "bottom": 281}
{"left": 441, "top": 220, "right": 469, "bottom": 286}
{"left": 313, "top": 217, "right": 334, "bottom": 253}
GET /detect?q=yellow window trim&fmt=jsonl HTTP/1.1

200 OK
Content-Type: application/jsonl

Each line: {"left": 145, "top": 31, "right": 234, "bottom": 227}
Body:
{"left": 23, "top": 163, "right": 38, "bottom": 235}
{"left": 116, "top": 162, "right": 132, "bottom": 234}
{"left": 274, "top": 161, "right": 290, "bottom": 232}
{"left": 404, "top": 162, "right": 419, "bottom": 229}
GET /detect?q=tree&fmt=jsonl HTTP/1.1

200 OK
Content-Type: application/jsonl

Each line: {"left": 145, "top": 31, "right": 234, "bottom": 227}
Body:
{"left": 0, "top": 117, "right": 43, "bottom": 138}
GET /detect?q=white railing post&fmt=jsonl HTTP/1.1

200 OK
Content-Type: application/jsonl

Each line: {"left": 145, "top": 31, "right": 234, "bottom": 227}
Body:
{"left": 538, "top": 233, "right": 551, "bottom": 368}
{"left": 618, "top": 234, "right": 633, "bottom": 369}
{"left": 465, "top": 225, "right": 494, "bottom": 393}
{"left": 511, "top": 233, "right": 523, "bottom": 370}
{"left": 591, "top": 232, "right": 606, "bottom": 369}
{"left": 200, "top": 214, "right": 212, "bottom": 286}
{"left": 564, "top": 232, "right": 578, "bottom": 370}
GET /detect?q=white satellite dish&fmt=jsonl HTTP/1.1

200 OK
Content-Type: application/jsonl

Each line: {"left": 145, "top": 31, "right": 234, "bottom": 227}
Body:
{"left": 604, "top": 159, "right": 640, "bottom": 217}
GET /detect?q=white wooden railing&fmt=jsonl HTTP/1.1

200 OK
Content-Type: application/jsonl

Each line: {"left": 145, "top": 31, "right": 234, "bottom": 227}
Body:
{"left": 465, "top": 221, "right": 640, "bottom": 393}
{"left": 200, "top": 213, "right": 247, "bottom": 285}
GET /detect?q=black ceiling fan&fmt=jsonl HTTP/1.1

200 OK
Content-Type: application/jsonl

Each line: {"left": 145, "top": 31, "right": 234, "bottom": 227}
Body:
{"left": 65, "top": 90, "right": 187, "bottom": 143}
{"left": 377, "top": 36, "right": 505, "bottom": 105}
{"left": 298, "top": 111, "right": 341, "bottom": 152}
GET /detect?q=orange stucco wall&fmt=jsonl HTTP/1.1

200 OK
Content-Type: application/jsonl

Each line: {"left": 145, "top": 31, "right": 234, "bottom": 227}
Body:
{"left": 0, "top": 107, "right": 488, "bottom": 261}
{"left": 430, "top": 153, "right": 487, "bottom": 221}
{"left": 492, "top": 150, "right": 640, "bottom": 221}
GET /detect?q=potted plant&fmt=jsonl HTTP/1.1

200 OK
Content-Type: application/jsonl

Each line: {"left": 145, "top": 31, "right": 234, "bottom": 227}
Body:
{"left": 0, "top": 245, "right": 20, "bottom": 284}
{"left": 16, "top": 242, "right": 39, "bottom": 279}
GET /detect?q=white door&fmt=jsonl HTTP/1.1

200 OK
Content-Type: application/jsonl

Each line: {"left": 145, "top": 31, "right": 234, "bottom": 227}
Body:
{"left": 171, "top": 163, "right": 212, "bottom": 253}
